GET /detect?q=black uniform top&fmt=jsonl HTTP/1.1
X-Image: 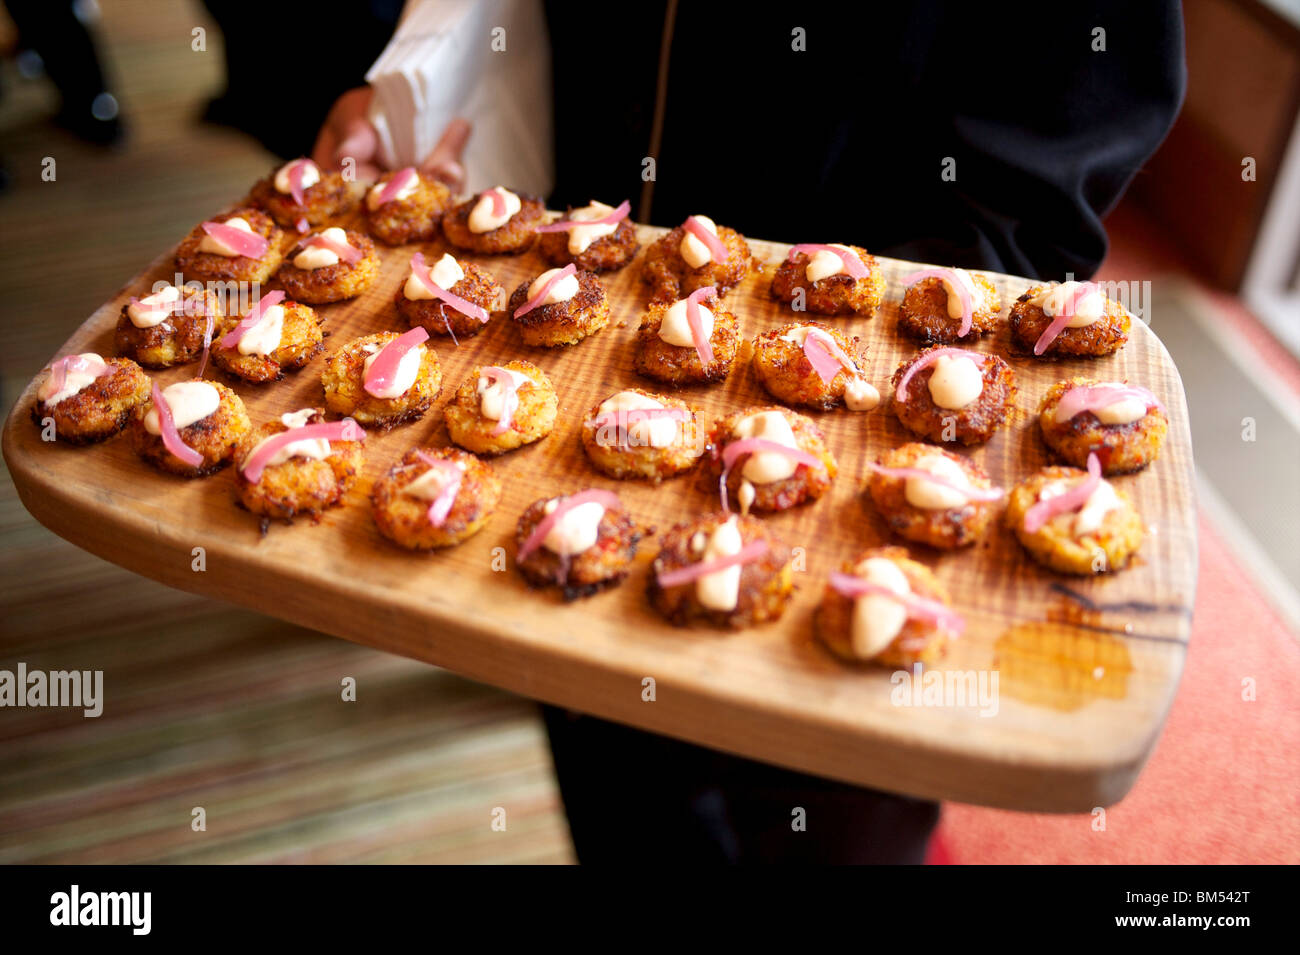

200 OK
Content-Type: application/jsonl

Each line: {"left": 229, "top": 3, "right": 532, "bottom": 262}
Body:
{"left": 544, "top": 1, "right": 1185, "bottom": 280}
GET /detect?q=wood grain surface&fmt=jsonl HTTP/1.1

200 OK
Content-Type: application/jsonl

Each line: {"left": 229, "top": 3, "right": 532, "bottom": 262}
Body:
{"left": 1, "top": 206, "right": 1197, "bottom": 812}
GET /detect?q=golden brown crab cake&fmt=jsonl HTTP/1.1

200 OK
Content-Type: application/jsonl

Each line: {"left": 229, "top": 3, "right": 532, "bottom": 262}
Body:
{"left": 232, "top": 408, "right": 362, "bottom": 525}
{"left": 750, "top": 321, "right": 878, "bottom": 411}
{"left": 30, "top": 354, "right": 151, "bottom": 445}
{"left": 537, "top": 202, "right": 640, "bottom": 272}
{"left": 866, "top": 443, "right": 1000, "bottom": 550}
{"left": 641, "top": 216, "right": 751, "bottom": 302}
{"left": 174, "top": 207, "right": 285, "bottom": 285}
{"left": 897, "top": 270, "right": 1003, "bottom": 344}
{"left": 363, "top": 168, "right": 453, "bottom": 245}
{"left": 769, "top": 244, "right": 886, "bottom": 317}
{"left": 514, "top": 490, "right": 644, "bottom": 600}
{"left": 1006, "top": 465, "right": 1144, "bottom": 575}
{"left": 395, "top": 253, "right": 504, "bottom": 342}
{"left": 130, "top": 378, "right": 250, "bottom": 477}
{"left": 891, "top": 347, "right": 1016, "bottom": 446}
{"left": 1038, "top": 378, "right": 1168, "bottom": 475}
{"left": 580, "top": 389, "right": 703, "bottom": 482}
{"left": 442, "top": 186, "right": 545, "bottom": 254}
{"left": 1008, "top": 281, "right": 1130, "bottom": 358}
{"left": 320, "top": 332, "right": 442, "bottom": 429}
{"left": 633, "top": 294, "right": 741, "bottom": 385}
{"left": 248, "top": 159, "right": 355, "bottom": 228}
{"left": 509, "top": 267, "right": 610, "bottom": 347}
{"left": 814, "top": 547, "right": 955, "bottom": 667}
{"left": 648, "top": 511, "right": 793, "bottom": 628}
{"left": 444, "top": 360, "right": 557, "bottom": 455}
{"left": 209, "top": 299, "right": 324, "bottom": 384}
{"left": 705, "top": 405, "right": 837, "bottom": 513}
{"left": 371, "top": 446, "right": 502, "bottom": 550}
{"left": 114, "top": 284, "right": 223, "bottom": 370}
{"left": 276, "top": 228, "right": 379, "bottom": 305}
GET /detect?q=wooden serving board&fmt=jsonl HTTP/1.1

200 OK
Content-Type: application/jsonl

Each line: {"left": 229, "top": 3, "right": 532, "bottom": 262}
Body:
{"left": 2, "top": 211, "right": 1196, "bottom": 812}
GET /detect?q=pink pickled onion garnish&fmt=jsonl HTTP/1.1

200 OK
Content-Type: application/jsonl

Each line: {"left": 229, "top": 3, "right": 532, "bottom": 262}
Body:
{"left": 656, "top": 539, "right": 771, "bottom": 589}
{"left": 829, "top": 572, "right": 966, "bottom": 635}
{"left": 481, "top": 366, "right": 527, "bottom": 436}
{"left": 788, "top": 244, "right": 868, "bottom": 279}
{"left": 865, "top": 462, "right": 1004, "bottom": 502}
{"left": 409, "top": 252, "right": 489, "bottom": 323}
{"left": 299, "top": 232, "right": 362, "bottom": 266}
{"left": 905, "top": 268, "right": 974, "bottom": 337}
{"left": 487, "top": 187, "right": 507, "bottom": 217}
{"left": 1033, "top": 282, "right": 1101, "bottom": 356}
{"left": 535, "top": 199, "right": 630, "bottom": 233}
{"left": 219, "top": 290, "right": 285, "bottom": 349}
{"left": 413, "top": 450, "right": 462, "bottom": 527}
{"left": 895, "top": 347, "right": 987, "bottom": 402}
{"left": 199, "top": 220, "right": 270, "bottom": 260}
{"left": 1023, "top": 452, "right": 1102, "bottom": 534}
{"left": 374, "top": 167, "right": 418, "bottom": 207}
{"left": 295, "top": 218, "right": 309, "bottom": 234}
{"left": 682, "top": 216, "right": 729, "bottom": 265}
{"left": 800, "top": 328, "right": 857, "bottom": 384}
{"left": 514, "top": 264, "right": 577, "bottom": 318}
{"left": 150, "top": 383, "right": 204, "bottom": 468}
{"left": 287, "top": 159, "right": 314, "bottom": 207}
{"left": 1055, "top": 383, "right": 1163, "bottom": 422}
{"left": 719, "top": 437, "right": 822, "bottom": 512}
{"left": 684, "top": 287, "right": 718, "bottom": 366}
{"left": 47, "top": 354, "right": 109, "bottom": 397}
{"left": 241, "top": 420, "right": 364, "bottom": 485}
{"left": 364, "top": 327, "right": 429, "bottom": 398}
{"left": 518, "top": 489, "right": 622, "bottom": 561}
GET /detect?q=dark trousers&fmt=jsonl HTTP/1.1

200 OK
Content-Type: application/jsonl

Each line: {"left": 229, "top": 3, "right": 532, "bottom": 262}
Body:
{"left": 542, "top": 705, "right": 940, "bottom": 864}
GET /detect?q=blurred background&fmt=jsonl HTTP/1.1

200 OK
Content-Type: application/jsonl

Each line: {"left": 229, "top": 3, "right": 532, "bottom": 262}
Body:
{"left": 1, "top": 0, "right": 1297, "bottom": 863}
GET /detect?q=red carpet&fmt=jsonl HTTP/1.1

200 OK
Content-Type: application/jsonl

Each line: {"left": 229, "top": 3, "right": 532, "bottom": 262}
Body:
{"left": 935, "top": 512, "right": 1300, "bottom": 864}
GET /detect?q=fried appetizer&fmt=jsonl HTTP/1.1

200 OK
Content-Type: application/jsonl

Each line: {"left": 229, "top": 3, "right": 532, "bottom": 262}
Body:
{"left": 442, "top": 186, "right": 544, "bottom": 254}
{"left": 509, "top": 265, "right": 610, "bottom": 347}
{"left": 1038, "top": 378, "right": 1168, "bottom": 475}
{"left": 770, "top": 243, "right": 886, "bottom": 317}
{"left": 276, "top": 228, "right": 379, "bottom": 305}
{"left": 371, "top": 446, "right": 502, "bottom": 550}
{"left": 648, "top": 512, "right": 793, "bottom": 628}
{"left": 641, "top": 214, "right": 751, "bottom": 302}
{"left": 31, "top": 353, "right": 150, "bottom": 444}
{"left": 209, "top": 291, "right": 323, "bottom": 384}
{"left": 1009, "top": 280, "right": 1130, "bottom": 358}
{"left": 537, "top": 199, "right": 640, "bottom": 272}
{"left": 444, "top": 360, "right": 557, "bottom": 455}
{"left": 750, "top": 322, "right": 880, "bottom": 411}
{"left": 397, "top": 251, "right": 503, "bottom": 342}
{"left": 130, "top": 378, "right": 250, "bottom": 477}
{"left": 705, "top": 406, "right": 837, "bottom": 513}
{"left": 514, "top": 489, "right": 643, "bottom": 600}
{"left": 233, "top": 408, "right": 363, "bottom": 525}
{"left": 891, "top": 346, "right": 1015, "bottom": 446}
{"left": 580, "top": 389, "right": 702, "bottom": 481}
{"left": 363, "top": 167, "right": 452, "bottom": 245}
{"left": 321, "top": 329, "right": 441, "bottom": 429}
{"left": 633, "top": 288, "right": 741, "bottom": 385}
{"left": 1006, "top": 454, "right": 1144, "bottom": 575}
{"left": 897, "top": 267, "right": 1003, "bottom": 343}
{"left": 249, "top": 158, "right": 354, "bottom": 229}
{"left": 114, "top": 283, "right": 223, "bottom": 370}
{"left": 814, "top": 547, "right": 960, "bottom": 667}
{"left": 866, "top": 443, "right": 1002, "bottom": 550}
{"left": 174, "top": 207, "right": 284, "bottom": 285}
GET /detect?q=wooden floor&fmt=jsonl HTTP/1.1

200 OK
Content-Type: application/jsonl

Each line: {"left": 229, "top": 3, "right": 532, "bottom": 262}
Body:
{"left": 0, "top": 0, "right": 573, "bottom": 863}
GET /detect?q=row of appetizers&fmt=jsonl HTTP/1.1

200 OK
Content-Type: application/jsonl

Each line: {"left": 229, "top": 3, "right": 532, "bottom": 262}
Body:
{"left": 33, "top": 348, "right": 1160, "bottom": 579}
